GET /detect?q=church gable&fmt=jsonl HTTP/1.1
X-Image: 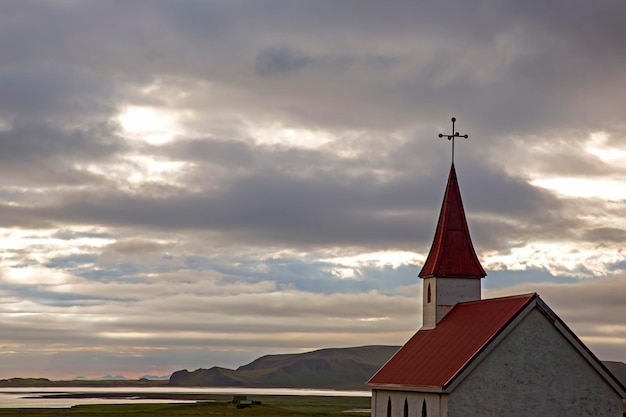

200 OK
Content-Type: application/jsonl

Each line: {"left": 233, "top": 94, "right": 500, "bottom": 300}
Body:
{"left": 368, "top": 294, "right": 535, "bottom": 389}
{"left": 448, "top": 308, "right": 623, "bottom": 417}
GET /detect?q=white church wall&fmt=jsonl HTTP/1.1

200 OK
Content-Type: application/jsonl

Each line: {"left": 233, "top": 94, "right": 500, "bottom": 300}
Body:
{"left": 372, "top": 389, "right": 444, "bottom": 417}
{"left": 422, "top": 278, "right": 481, "bottom": 328}
{"left": 448, "top": 308, "right": 623, "bottom": 417}
{"left": 422, "top": 278, "right": 437, "bottom": 328}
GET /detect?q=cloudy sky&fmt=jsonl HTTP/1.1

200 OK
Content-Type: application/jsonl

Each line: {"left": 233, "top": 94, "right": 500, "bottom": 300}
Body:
{"left": 1, "top": 0, "right": 626, "bottom": 379}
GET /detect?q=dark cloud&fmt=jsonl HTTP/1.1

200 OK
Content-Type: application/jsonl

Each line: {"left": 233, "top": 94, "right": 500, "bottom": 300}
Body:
{"left": 101, "top": 239, "right": 166, "bottom": 256}
{"left": 1, "top": 1, "right": 624, "bottom": 136}
{"left": 0, "top": 122, "right": 125, "bottom": 188}
{"left": 255, "top": 46, "right": 314, "bottom": 77}
{"left": 13, "top": 168, "right": 443, "bottom": 250}
{"left": 582, "top": 227, "right": 626, "bottom": 244}
{"left": 0, "top": 123, "right": 120, "bottom": 164}
{"left": 0, "top": 131, "right": 593, "bottom": 257}
{"left": 0, "top": 66, "right": 114, "bottom": 122}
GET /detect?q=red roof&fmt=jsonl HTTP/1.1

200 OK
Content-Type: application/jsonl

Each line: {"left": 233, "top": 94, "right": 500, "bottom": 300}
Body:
{"left": 418, "top": 163, "right": 486, "bottom": 278}
{"left": 368, "top": 293, "right": 536, "bottom": 389}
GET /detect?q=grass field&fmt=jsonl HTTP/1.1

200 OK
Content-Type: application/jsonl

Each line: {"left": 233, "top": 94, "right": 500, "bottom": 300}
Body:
{"left": 0, "top": 394, "right": 372, "bottom": 417}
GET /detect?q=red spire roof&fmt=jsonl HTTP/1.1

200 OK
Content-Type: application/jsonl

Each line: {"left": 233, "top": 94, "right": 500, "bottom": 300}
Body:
{"left": 418, "top": 163, "right": 486, "bottom": 278}
{"left": 367, "top": 294, "right": 536, "bottom": 389}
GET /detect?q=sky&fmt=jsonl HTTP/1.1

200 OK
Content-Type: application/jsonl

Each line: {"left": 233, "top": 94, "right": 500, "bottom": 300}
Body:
{"left": 0, "top": 0, "right": 625, "bottom": 380}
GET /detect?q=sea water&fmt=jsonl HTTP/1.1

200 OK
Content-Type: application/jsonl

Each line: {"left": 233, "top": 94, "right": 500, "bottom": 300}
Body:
{"left": 0, "top": 386, "right": 371, "bottom": 408}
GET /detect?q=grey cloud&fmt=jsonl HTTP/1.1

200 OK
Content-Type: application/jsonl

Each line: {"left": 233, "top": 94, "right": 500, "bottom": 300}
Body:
{"left": 160, "top": 137, "right": 256, "bottom": 168}
{"left": 0, "top": 123, "right": 120, "bottom": 164}
{"left": 0, "top": 123, "right": 125, "bottom": 188}
{"left": 98, "top": 239, "right": 172, "bottom": 268}
{"left": 20, "top": 150, "right": 438, "bottom": 249}
{"left": 255, "top": 46, "right": 314, "bottom": 76}
{"left": 52, "top": 229, "right": 112, "bottom": 241}
{"left": 582, "top": 227, "right": 626, "bottom": 244}
{"left": 2, "top": 133, "right": 583, "bottom": 255}
{"left": 0, "top": 204, "right": 53, "bottom": 229}
{"left": 100, "top": 239, "right": 167, "bottom": 257}
{"left": 0, "top": 269, "right": 418, "bottom": 347}
{"left": 1, "top": 1, "right": 624, "bottom": 137}
{"left": 486, "top": 277, "right": 626, "bottom": 360}
{"left": 11, "top": 0, "right": 601, "bottom": 143}
{"left": 0, "top": 66, "right": 115, "bottom": 123}
{"left": 486, "top": 277, "right": 626, "bottom": 328}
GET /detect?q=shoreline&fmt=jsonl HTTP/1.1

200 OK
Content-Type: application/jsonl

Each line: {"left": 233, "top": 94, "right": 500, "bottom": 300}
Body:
{"left": 28, "top": 392, "right": 227, "bottom": 401}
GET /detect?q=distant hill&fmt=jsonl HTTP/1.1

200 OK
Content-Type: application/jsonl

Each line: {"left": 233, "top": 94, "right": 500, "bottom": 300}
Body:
{"left": 0, "top": 377, "right": 167, "bottom": 387}
{"left": 168, "top": 345, "right": 400, "bottom": 389}
{"left": 140, "top": 374, "right": 170, "bottom": 380}
{"left": 603, "top": 361, "right": 626, "bottom": 388}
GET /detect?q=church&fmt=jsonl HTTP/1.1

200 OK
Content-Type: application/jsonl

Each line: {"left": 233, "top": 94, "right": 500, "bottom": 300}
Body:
{"left": 367, "top": 124, "right": 626, "bottom": 416}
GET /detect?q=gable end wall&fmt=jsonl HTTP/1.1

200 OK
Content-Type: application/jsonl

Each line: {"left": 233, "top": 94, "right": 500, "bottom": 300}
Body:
{"left": 448, "top": 308, "right": 622, "bottom": 417}
{"left": 372, "top": 389, "right": 445, "bottom": 417}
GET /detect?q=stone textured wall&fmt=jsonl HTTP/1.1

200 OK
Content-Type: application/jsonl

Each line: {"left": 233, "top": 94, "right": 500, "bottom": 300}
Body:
{"left": 372, "top": 389, "right": 443, "bottom": 417}
{"left": 448, "top": 308, "right": 623, "bottom": 417}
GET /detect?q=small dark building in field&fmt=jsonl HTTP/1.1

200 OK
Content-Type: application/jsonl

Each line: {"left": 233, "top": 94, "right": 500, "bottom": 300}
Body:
{"left": 232, "top": 395, "right": 253, "bottom": 408}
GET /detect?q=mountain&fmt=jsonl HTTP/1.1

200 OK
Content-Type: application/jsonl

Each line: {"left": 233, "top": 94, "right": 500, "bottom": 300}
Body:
{"left": 101, "top": 375, "right": 128, "bottom": 380}
{"left": 168, "top": 345, "right": 400, "bottom": 389}
{"left": 603, "top": 361, "right": 626, "bottom": 388}
{"left": 139, "top": 374, "right": 170, "bottom": 380}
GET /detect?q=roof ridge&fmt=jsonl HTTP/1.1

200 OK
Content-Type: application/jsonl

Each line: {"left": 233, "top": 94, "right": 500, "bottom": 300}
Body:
{"left": 457, "top": 293, "right": 537, "bottom": 306}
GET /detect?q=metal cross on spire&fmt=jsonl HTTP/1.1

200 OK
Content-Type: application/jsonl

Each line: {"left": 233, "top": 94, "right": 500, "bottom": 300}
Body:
{"left": 438, "top": 117, "right": 468, "bottom": 164}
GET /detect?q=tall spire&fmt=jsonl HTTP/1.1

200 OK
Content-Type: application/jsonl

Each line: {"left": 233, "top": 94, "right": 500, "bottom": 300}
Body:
{"left": 418, "top": 163, "right": 486, "bottom": 279}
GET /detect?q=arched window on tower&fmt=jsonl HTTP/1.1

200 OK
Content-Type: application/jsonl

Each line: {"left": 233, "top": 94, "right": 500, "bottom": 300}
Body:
{"left": 387, "top": 397, "right": 392, "bottom": 417}
{"left": 427, "top": 284, "right": 431, "bottom": 303}
{"left": 421, "top": 400, "right": 427, "bottom": 417}
{"left": 403, "top": 398, "right": 408, "bottom": 417}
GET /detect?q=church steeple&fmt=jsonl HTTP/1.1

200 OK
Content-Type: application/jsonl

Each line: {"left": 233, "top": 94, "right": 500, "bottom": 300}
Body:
{"left": 418, "top": 163, "right": 486, "bottom": 279}
{"left": 419, "top": 118, "right": 486, "bottom": 329}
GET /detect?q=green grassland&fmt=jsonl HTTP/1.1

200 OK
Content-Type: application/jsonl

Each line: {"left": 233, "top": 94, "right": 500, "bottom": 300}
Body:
{"left": 0, "top": 394, "right": 371, "bottom": 417}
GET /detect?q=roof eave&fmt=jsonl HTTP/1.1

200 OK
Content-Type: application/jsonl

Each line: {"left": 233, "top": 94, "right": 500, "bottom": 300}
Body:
{"left": 367, "top": 383, "right": 444, "bottom": 393}
{"left": 419, "top": 273, "right": 486, "bottom": 279}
